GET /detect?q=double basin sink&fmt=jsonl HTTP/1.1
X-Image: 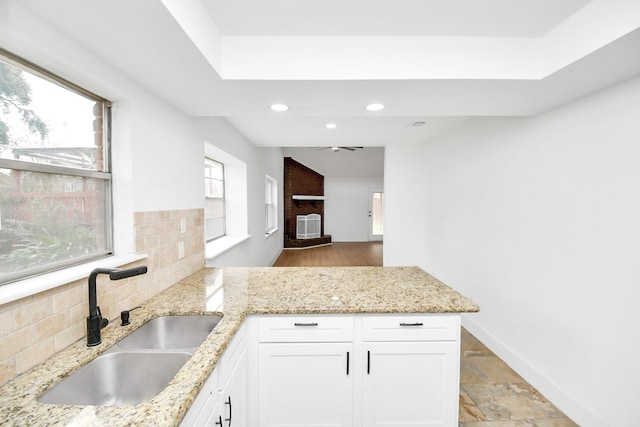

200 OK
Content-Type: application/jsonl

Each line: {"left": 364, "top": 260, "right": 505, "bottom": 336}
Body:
{"left": 39, "top": 315, "right": 222, "bottom": 406}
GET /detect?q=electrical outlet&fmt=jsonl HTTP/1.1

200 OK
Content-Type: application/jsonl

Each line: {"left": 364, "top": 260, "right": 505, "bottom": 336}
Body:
{"left": 180, "top": 218, "right": 186, "bottom": 234}
{"left": 178, "top": 241, "right": 185, "bottom": 259}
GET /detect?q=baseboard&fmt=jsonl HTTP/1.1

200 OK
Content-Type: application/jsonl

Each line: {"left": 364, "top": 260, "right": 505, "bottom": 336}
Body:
{"left": 268, "top": 248, "right": 283, "bottom": 266}
{"left": 461, "top": 315, "right": 608, "bottom": 427}
{"left": 281, "top": 243, "right": 333, "bottom": 251}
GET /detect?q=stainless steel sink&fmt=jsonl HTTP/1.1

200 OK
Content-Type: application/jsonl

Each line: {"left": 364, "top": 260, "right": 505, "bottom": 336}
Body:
{"left": 115, "top": 315, "right": 222, "bottom": 350}
{"left": 38, "top": 314, "right": 223, "bottom": 406}
{"left": 38, "top": 352, "right": 191, "bottom": 406}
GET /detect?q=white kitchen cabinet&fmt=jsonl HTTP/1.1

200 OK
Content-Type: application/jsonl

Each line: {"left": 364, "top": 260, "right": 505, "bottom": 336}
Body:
{"left": 362, "top": 315, "right": 460, "bottom": 427}
{"left": 258, "top": 342, "right": 354, "bottom": 427}
{"left": 255, "top": 314, "right": 460, "bottom": 427}
{"left": 180, "top": 366, "right": 221, "bottom": 427}
{"left": 220, "top": 346, "right": 247, "bottom": 427}
{"left": 257, "top": 315, "right": 355, "bottom": 427}
{"left": 362, "top": 341, "right": 459, "bottom": 426}
{"left": 199, "top": 402, "right": 224, "bottom": 427}
{"left": 182, "top": 324, "right": 248, "bottom": 427}
{"left": 219, "top": 324, "right": 248, "bottom": 427}
{"left": 189, "top": 314, "right": 460, "bottom": 427}
{"left": 257, "top": 315, "right": 354, "bottom": 343}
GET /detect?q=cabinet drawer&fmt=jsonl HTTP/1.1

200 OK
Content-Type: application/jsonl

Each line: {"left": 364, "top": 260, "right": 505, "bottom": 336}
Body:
{"left": 362, "top": 314, "right": 459, "bottom": 342}
{"left": 258, "top": 315, "right": 354, "bottom": 342}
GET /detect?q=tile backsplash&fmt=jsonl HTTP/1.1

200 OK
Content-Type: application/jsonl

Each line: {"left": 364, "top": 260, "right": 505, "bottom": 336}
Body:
{"left": 0, "top": 208, "right": 204, "bottom": 386}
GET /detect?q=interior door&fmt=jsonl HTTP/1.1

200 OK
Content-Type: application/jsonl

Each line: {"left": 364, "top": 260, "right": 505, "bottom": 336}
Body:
{"left": 368, "top": 189, "right": 384, "bottom": 241}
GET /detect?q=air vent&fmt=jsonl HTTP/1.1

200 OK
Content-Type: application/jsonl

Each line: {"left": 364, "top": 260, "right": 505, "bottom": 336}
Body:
{"left": 406, "top": 121, "right": 427, "bottom": 127}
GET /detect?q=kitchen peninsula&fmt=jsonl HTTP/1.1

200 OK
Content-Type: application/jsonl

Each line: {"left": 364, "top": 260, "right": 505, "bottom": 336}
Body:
{"left": 0, "top": 266, "right": 479, "bottom": 427}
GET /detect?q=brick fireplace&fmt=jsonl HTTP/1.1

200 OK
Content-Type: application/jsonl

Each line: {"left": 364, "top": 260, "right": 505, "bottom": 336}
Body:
{"left": 283, "top": 157, "right": 332, "bottom": 248}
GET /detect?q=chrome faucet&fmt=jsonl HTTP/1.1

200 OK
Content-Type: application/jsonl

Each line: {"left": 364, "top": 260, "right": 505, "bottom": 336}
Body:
{"left": 86, "top": 266, "right": 148, "bottom": 347}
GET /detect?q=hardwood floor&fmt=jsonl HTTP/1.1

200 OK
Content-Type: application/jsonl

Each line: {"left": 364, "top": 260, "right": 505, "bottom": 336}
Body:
{"left": 273, "top": 242, "right": 383, "bottom": 266}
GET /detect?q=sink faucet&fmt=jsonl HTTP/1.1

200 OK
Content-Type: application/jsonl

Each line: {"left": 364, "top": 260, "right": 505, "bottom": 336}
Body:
{"left": 87, "top": 266, "right": 148, "bottom": 347}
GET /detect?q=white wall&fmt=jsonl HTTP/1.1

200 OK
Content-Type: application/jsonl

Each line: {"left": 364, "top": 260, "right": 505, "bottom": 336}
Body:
{"left": 324, "top": 177, "right": 383, "bottom": 241}
{"left": 384, "top": 76, "right": 640, "bottom": 426}
{"left": 383, "top": 142, "right": 429, "bottom": 267}
{"left": 127, "top": 102, "right": 202, "bottom": 213}
{"left": 194, "top": 118, "right": 284, "bottom": 267}
{"left": 281, "top": 147, "right": 384, "bottom": 178}
{"left": 259, "top": 148, "right": 286, "bottom": 265}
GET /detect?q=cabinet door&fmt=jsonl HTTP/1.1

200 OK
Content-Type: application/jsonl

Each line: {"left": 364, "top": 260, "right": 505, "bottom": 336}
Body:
{"left": 362, "top": 341, "right": 459, "bottom": 427}
{"left": 201, "top": 402, "right": 223, "bottom": 427}
{"left": 181, "top": 368, "right": 219, "bottom": 427}
{"left": 220, "top": 349, "right": 247, "bottom": 427}
{"left": 194, "top": 392, "right": 222, "bottom": 427}
{"left": 258, "top": 343, "right": 354, "bottom": 427}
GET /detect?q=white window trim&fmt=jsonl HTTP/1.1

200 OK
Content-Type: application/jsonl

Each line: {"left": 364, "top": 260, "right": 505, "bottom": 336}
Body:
{"left": 0, "top": 100, "right": 143, "bottom": 303}
{"left": 265, "top": 227, "right": 279, "bottom": 238}
{"left": 205, "top": 158, "right": 226, "bottom": 242}
{"left": 205, "top": 235, "right": 251, "bottom": 260}
{"left": 0, "top": 49, "right": 129, "bottom": 296}
{"left": 265, "top": 174, "right": 278, "bottom": 236}
{"left": 0, "top": 254, "right": 147, "bottom": 305}
{"left": 203, "top": 142, "right": 249, "bottom": 261}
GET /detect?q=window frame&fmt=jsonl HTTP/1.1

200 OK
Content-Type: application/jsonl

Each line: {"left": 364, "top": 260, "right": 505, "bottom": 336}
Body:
{"left": 0, "top": 49, "right": 114, "bottom": 286}
{"left": 265, "top": 174, "right": 278, "bottom": 236}
{"left": 204, "top": 157, "right": 226, "bottom": 242}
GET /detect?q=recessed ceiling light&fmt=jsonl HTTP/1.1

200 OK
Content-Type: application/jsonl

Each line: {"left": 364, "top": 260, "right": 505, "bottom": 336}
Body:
{"left": 331, "top": 146, "right": 340, "bottom": 152}
{"left": 270, "top": 104, "right": 289, "bottom": 112}
{"left": 326, "top": 123, "right": 337, "bottom": 129}
{"left": 366, "top": 103, "right": 384, "bottom": 111}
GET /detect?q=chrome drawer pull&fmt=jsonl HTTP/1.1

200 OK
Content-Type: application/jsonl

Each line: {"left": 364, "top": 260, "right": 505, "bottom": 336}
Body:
{"left": 399, "top": 322, "right": 424, "bottom": 326}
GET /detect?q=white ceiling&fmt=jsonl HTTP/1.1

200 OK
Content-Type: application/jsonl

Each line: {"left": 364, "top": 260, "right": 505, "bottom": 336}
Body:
{"left": 203, "top": 0, "right": 589, "bottom": 37}
{"left": 14, "top": 0, "right": 640, "bottom": 158}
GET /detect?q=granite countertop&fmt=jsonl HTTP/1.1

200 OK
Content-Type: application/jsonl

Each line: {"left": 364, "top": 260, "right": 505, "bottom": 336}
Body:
{"left": 0, "top": 266, "right": 479, "bottom": 427}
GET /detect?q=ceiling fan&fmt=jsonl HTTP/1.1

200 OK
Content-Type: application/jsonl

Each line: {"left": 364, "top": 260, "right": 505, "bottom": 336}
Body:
{"left": 318, "top": 146, "right": 364, "bottom": 152}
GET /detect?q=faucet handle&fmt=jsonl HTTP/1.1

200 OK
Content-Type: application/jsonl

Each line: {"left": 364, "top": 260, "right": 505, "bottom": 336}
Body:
{"left": 97, "top": 307, "right": 109, "bottom": 329}
{"left": 120, "top": 306, "right": 142, "bottom": 326}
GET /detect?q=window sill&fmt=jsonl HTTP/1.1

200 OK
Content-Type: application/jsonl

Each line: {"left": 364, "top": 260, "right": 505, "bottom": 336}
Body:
{"left": 205, "top": 235, "right": 251, "bottom": 260}
{"left": 0, "top": 254, "right": 149, "bottom": 306}
{"left": 265, "top": 227, "right": 279, "bottom": 238}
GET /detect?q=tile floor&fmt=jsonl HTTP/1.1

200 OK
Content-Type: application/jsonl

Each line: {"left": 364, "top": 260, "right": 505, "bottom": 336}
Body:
{"left": 459, "top": 328, "right": 579, "bottom": 427}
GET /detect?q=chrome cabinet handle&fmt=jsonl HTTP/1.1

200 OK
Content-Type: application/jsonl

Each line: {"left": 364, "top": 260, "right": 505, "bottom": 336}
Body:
{"left": 294, "top": 322, "right": 319, "bottom": 326}
{"left": 399, "top": 322, "right": 424, "bottom": 326}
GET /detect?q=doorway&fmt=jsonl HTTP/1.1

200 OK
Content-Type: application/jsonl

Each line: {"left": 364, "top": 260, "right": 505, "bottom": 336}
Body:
{"left": 368, "top": 189, "right": 384, "bottom": 242}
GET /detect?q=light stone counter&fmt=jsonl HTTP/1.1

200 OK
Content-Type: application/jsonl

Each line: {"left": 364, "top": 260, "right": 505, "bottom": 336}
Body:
{"left": 0, "top": 266, "right": 478, "bottom": 426}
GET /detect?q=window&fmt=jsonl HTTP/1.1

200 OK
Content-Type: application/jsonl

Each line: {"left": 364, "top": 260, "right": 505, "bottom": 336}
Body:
{"left": 265, "top": 175, "right": 278, "bottom": 235}
{"left": 204, "top": 158, "right": 225, "bottom": 241}
{"left": 0, "top": 50, "right": 112, "bottom": 285}
{"left": 203, "top": 142, "right": 248, "bottom": 261}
